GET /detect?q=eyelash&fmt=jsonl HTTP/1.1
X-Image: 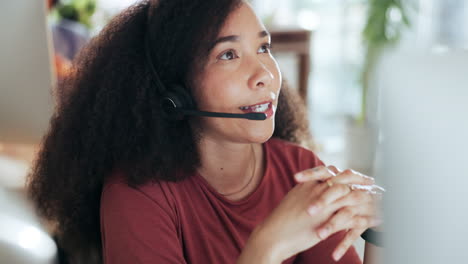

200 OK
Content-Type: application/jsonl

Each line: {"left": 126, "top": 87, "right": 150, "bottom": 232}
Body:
{"left": 217, "top": 43, "right": 273, "bottom": 61}
{"left": 260, "top": 43, "right": 273, "bottom": 53}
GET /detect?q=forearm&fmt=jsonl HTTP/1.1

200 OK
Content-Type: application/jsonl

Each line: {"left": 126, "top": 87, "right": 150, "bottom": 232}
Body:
{"left": 237, "top": 227, "right": 282, "bottom": 264}
{"left": 363, "top": 242, "right": 383, "bottom": 264}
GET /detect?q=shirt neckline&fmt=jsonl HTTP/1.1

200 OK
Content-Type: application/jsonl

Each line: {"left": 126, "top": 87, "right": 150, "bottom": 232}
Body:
{"left": 193, "top": 140, "right": 271, "bottom": 206}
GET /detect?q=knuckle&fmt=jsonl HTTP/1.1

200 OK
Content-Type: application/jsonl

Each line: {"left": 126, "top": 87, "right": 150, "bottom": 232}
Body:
{"left": 364, "top": 193, "right": 374, "bottom": 203}
{"left": 346, "top": 235, "right": 359, "bottom": 247}
{"left": 333, "top": 210, "right": 349, "bottom": 224}
{"left": 364, "top": 193, "right": 376, "bottom": 204}
{"left": 338, "top": 184, "right": 350, "bottom": 194}
{"left": 356, "top": 217, "right": 369, "bottom": 228}
{"left": 344, "top": 231, "right": 358, "bottom": 245}
{"left": 341, "top": 207, "right": 354, "bottom": 218}
{"left": 313, "top": 199, "right": 325, "bottom": 209}
{"left": 353, "top": 190, "right": 367, "bottom": 200}
{"left": 327, "top": 219, "right": 337, "bottom": 230}
{"left": 352, "top": 190, "right": 368, "bottom": 202}
{"left": 330, "top": 184, "right": 341, "bottom": 192}
{"left": 349, "top": 191, "right": 360, "bottom": 201}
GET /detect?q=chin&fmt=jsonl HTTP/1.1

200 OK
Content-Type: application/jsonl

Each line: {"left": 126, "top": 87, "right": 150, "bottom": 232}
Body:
{"left": 246, "top": 122, "right": 275, "bottom": 143}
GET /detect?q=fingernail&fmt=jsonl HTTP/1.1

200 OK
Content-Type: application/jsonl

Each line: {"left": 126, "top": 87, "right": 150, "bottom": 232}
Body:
{"left": 326, "top": 168, "right": 337, "bottom": 176}
{"left": 318, "top": 227, "right": 330, "bottom": 239}
{"left": 333, "top": 248, "right": 345, "bottom": 261}
{"left": 307, "top": 205, "right": 320, "bottom": 215}
{"left": 364, "top": 175, "right": 375, "bottom": 182}
{"left": 312, "top": 166, "right": 321, "bottom": 172}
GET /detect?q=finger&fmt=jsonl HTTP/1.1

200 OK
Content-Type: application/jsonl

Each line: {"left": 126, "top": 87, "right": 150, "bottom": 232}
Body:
{"left": 334, "top": 194, "right": 384, "bottom": 229}
{"left": 331, "top": 186, "right": 384, "bottom": 220}
{"left": 321, "top": 212, "right": 373, "bottom": 238}
{"left": 307, "top": 183, "right": 351, "bottom": 215}
{"left": 316, "top": 207, "right": 375, "bottom": 239}
{"left": 320, "top": 203, "right": 380, "bottom": 233}
{"left": 332, "top": 228, "right": 366, "bottom": 261}
{"left": 332, "top": 169, "right": 375, "bottom": 185}
{"left": 349, "top": 184, "right": 386, "bottom": 196}
{"left": 294, "top": 166, "right": 336, "bottom": 183}
{"left": 327, "top": 165, "right": 342, "bottom": 175}
{"left": 331, "top": 189, "right": 374, "bottom": 210}
{"left": 316, "top": 207, "right": 357, "bottom": 240}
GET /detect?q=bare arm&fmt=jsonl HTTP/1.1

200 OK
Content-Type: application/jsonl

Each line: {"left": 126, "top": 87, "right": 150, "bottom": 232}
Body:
{"left": 236, "top": 227, "right": 280, "bottom": 264}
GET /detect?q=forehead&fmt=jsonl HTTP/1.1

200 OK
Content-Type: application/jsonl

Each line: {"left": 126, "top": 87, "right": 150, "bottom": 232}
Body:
{"left": 218, "top": 3, "right": 265, "bottom": 36}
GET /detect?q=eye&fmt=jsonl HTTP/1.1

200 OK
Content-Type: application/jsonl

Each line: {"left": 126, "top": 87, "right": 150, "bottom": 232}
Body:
{"left": 258, "top": 43, "right": 272, "bottom": 54}
{"left": 218, "top": 50, "right": 239, "bottom": 61}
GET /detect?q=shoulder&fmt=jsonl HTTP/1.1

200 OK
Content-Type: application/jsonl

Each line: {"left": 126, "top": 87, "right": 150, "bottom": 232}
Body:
{"left": 266, "top": 137, "right": 325, "bottom": 171}
{"left": 101, "top": 171, "right": 177, "bottom": 222}
{"left": 100, "top": 172, "right": 187, "bottom": 263}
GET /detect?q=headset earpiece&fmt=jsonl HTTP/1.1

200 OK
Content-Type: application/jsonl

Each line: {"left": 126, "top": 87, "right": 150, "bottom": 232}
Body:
{"left": 161, "top": 84, "right": 194, "bottom": 120}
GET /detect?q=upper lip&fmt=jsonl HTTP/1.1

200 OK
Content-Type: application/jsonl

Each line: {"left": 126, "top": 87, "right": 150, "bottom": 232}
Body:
{"left": 239, "top": 100, "right": 272, "bottom": 109}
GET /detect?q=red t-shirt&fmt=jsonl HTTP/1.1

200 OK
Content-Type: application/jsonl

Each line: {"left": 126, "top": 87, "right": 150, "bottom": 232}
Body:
{"left": 100, "top": 137, "right": 362, "bottom": 263}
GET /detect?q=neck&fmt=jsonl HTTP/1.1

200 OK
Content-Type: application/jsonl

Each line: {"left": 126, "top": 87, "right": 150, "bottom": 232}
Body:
{"left": 196, "top": 137, "right": 262, "bottom": 199}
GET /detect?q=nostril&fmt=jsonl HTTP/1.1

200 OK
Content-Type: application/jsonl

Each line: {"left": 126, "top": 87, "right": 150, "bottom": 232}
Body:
{"left": 257, "top": 82, "right": 265, "bottom": 87}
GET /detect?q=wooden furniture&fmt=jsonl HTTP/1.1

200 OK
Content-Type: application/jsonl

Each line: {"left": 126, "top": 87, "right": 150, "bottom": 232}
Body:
{"left": 270, "top": 27, "right": 313, "bottom": 103}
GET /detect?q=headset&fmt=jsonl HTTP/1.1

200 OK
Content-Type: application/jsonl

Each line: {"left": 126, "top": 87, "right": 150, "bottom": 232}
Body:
{"left": 144, "top": 20, "right": 266, "bottom": 121}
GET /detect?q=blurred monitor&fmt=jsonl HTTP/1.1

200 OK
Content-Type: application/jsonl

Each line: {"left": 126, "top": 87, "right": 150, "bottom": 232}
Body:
{"left": 376, "top": 48, "right": 468, "bottom": 263}
{"left": 0, "top": 0, "right": 55, "bottom": 144}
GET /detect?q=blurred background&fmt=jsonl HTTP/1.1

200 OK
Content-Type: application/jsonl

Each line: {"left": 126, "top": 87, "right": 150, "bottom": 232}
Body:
{"left": 1, "top": 0, "right": 467, "bottom": 263}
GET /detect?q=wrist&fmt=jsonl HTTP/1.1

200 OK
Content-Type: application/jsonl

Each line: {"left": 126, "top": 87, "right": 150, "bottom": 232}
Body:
{"left": 238, "top": 225, "right": 283, "bottom": 264}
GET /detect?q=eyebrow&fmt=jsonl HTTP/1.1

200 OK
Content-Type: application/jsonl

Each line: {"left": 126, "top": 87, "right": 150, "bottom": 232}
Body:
{"left": 210, "top": 30, "right": 270, "bottom": 50}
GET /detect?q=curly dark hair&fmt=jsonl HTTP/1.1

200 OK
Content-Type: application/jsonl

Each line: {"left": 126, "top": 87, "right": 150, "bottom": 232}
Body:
{"left": 28, "top": 0, "right": 314, "bottom": 263}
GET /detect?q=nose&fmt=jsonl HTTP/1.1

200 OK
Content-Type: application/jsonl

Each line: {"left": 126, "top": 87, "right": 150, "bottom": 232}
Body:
{"left": 247, "top": 58, "right": 274, "bottom": 90}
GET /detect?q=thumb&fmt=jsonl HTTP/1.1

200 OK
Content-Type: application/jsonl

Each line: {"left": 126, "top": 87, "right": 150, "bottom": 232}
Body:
{"left": 294, "top": 166, "right": 336, "bottom": 183}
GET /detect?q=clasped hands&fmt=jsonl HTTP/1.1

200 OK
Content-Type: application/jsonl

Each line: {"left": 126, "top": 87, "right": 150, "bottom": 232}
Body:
{"left": 294, "top": 165, "right": 385, "bottom": 261}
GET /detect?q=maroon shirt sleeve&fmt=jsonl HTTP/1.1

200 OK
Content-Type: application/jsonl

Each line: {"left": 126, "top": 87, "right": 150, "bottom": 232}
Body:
{"left": 100, "top": 180, "right": 186, "bottom": 264}
{"left": 296, "top": 144, "right": 326, "bottom": 170}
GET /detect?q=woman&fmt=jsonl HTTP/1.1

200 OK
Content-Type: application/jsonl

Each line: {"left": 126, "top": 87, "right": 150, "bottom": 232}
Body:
{"left": 27, "top": 0, "right": 383, "bottom": 263}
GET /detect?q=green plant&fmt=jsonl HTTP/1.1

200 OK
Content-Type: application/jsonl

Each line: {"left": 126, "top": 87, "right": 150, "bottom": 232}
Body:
{"left": 359, "top": 0, "right": 412, "bottom": 123}
{"left": 55, "top": 0, "right": 97, "bottom": 29}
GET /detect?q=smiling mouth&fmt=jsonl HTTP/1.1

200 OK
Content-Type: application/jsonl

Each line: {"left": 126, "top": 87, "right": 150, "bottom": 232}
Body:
{"left": 239, "top": 101, "right": 272, "bottom": 113}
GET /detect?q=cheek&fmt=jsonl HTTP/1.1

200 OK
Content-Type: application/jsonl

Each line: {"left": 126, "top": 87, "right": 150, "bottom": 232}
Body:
{"left": 271, "top": 60, "right": 282, "bottom": 90}
{"left": 263, "top": 58, "right": 282, "bottom": 96}
{"left": 195, "top": 74, "right": 242, "bottom": 110}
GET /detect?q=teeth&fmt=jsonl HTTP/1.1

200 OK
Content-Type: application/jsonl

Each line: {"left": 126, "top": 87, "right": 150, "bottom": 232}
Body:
{"left": 254, "top": 103, "right": 269, "bottom": 112}
{"left": 240, "top": 103, "right": 269, "bottom": 112}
